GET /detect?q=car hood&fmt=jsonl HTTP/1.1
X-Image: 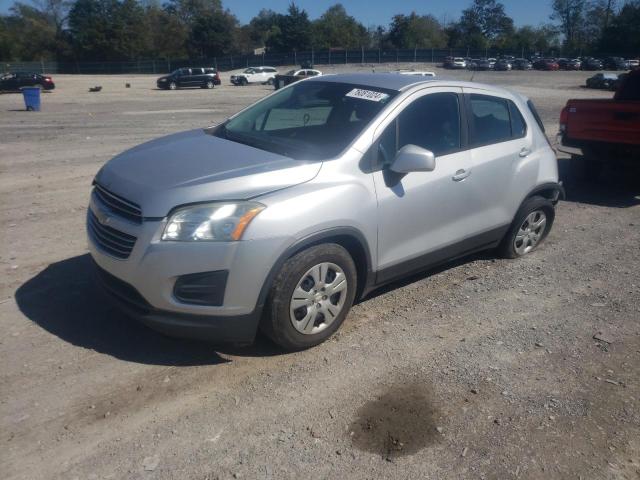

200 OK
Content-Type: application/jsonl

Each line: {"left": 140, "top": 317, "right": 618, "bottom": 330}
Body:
{"left": 95, "top": 129, "right": 322, "bottom": 217}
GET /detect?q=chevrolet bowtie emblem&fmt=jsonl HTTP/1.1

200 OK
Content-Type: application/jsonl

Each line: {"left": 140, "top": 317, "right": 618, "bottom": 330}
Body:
{"left": 95, "top": 208, "right": 111, "bottom": 225}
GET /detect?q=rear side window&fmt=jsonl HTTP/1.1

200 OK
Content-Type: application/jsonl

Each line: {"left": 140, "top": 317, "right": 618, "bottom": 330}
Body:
{"left": 469, "top": 94, "right": 511, "bottom": 145}
{"left": 469, "top": 94, "right": 529, "bottom": 145}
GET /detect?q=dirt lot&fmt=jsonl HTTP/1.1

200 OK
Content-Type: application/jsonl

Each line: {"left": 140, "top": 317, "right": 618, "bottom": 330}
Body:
{"left": 1, "top": 65, "right": 639, "bottom": 480}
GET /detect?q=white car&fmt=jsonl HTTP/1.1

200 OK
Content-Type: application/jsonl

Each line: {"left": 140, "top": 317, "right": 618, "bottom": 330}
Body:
{"left": 395, "top": 70, "right": 436, "bottom": 77}
{"left": 230, "top": 66, "right": 278, "bottom": 86}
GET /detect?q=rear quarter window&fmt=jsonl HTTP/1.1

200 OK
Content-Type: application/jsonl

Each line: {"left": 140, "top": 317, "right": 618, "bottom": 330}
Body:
{"left": 508, "top": 101, "right": 527, "bottom": 138}
{"left": 526, "top": 99, "right": 545, "bottom": 133}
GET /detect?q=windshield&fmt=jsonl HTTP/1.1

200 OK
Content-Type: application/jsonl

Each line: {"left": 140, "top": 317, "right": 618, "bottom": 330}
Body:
{"left": 212, "top": 81, "right": 397, "bottom": 160}
{"left": 243, "top": 68, "right": 254, "bottom": 73}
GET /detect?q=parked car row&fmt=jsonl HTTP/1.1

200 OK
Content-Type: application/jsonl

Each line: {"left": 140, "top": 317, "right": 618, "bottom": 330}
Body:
{"left": 445, "top": 55, "right": 639, "bottom": 72}
{"left": 155, "top": 65, "right": 324, "bottom": 90}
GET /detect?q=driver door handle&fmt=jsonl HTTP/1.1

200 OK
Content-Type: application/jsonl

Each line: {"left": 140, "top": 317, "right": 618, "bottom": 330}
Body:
{"left": 452, "top": 169, "right": 471, "bottom": 182}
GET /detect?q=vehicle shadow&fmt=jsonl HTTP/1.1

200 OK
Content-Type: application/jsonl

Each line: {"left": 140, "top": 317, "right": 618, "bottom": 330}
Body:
{"left": 558, "top": 157, "right": 640, "bottom": 208}
{"left": 15, "top": 254, "right": 232, "bottom": 366}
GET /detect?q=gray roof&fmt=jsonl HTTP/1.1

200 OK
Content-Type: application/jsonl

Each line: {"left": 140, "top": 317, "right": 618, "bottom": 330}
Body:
{"left": 310, "top": 73, "right": 436, "bottom": 91}
{"left": 310, "top": 72, "right": 530, "bottom": 104}
{"left": 308, "top": 73, "right": 518, "bottom": 99}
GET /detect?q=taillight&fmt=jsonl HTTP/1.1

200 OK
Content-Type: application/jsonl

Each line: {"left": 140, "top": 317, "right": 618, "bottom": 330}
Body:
{"left": 559, "top": 106, "right": 568, "bottom": 133}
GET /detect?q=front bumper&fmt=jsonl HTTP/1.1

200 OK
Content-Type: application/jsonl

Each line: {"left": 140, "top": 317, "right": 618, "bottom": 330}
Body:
{"left": 86, "top": 193, "right": 291, "bottom": 342}
{"left": 94, "top": 261, "right": 260, "bottom": 343}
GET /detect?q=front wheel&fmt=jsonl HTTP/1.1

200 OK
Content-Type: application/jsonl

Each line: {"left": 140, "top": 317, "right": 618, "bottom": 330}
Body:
{"left": 499, "top": 196, "right": 555, "bottom": 259}
{"left": 169, "top": 82, "right": 177, "bottom": 90}
{"left": 260, "top": 244, "right": 357, "bottom": 351}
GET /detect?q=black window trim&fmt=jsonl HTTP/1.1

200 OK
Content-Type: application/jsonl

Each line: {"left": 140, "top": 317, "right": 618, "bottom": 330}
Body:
{"left": 464, "top": 93, "right": 528, "bottom": 149}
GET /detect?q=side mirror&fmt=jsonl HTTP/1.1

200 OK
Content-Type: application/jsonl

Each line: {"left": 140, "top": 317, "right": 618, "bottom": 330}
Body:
{"left": 390, "top": 144, "right": 436, "bottom": 173}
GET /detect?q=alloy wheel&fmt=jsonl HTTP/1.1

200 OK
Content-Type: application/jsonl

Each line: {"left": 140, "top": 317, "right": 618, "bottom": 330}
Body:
{"left": 514, "top": 210, "right": 547, "bottom": 255}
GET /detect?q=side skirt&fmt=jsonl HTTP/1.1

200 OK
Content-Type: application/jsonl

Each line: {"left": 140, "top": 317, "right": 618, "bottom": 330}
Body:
{"left": 371, "top": 225, "right": 510, "bottom": 289}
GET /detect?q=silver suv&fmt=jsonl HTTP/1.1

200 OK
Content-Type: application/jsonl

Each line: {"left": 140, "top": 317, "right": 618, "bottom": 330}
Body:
{"left": 88, "top": 74, "right": 563, "bottom": 350}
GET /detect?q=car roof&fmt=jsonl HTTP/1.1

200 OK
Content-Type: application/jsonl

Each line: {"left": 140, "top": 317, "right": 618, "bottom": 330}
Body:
{"left": 307, "top": 73, "right": 517, "bottom": 96}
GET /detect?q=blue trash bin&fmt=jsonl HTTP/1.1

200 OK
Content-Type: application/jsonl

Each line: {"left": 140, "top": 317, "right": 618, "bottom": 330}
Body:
{"left": 22, "top": 87, "right": 41, "bottom": 111}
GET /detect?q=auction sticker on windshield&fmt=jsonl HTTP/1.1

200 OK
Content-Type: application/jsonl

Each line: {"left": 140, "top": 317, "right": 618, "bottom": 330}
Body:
{"left": 345, "top": 88, "right": 390, "bottom": 102}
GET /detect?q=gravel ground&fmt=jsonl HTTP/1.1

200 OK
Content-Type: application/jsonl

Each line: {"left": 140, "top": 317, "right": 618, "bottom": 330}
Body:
{"left": 1, "top": 65, "right": 639, "bottom": 480}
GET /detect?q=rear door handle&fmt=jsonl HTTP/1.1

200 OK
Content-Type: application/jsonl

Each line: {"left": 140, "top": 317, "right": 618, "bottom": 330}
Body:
{"left": 452, "top": 169, "right": 471, "bottom": 181}
{"left": 519, "top": 147, "right": 532, "bottom": 157}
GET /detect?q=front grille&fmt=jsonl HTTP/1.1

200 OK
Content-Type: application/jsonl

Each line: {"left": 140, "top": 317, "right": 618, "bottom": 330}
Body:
{"left": 87, "top": 209, "right": 137, "bottom": 259}
{"left": 93, "top": 183, "right": 143, "bottom": 224}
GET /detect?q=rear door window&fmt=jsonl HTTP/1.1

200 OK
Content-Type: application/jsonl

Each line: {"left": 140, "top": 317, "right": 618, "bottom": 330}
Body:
{"left": 468, "top": 94, "right": 511, "bottom": 146}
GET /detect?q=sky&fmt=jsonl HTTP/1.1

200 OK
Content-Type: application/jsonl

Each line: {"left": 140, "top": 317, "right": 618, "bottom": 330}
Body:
{"left": 0, "top": 0, "right": 554, "bottom": 27}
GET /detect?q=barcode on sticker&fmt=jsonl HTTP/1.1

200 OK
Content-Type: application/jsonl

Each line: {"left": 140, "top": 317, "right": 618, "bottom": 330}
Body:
{"left": 345, "top": 88, "right": 389, "bottom": 102}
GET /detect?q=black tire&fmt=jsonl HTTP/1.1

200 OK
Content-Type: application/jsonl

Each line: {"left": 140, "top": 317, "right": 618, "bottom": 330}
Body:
{"left": 240, "top": 77, "right": 248, "bottom": 86}
{"left": 204, "top": 80, "right": 214, "bottom": 89}
{"left": 169, "top": 82, "right": 177, "bottom": 90}
{"left": 499, "top": 196, "right": 555, "bottom": 259}
{"left": 267, "top": 77, "right": 274, "bottom": 85}
{"left": 260, "top": 244, "right": 357, "bottom": 351}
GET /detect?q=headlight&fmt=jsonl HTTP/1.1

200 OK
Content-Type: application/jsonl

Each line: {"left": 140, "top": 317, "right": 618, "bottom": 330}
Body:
{"left": 162, "top": 202, "right": 265, "bottom": 242}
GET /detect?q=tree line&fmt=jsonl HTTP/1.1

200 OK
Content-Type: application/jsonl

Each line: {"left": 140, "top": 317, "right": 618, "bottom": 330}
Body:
{"left": 0, "top": 0, "right": 638, "bottom": 62}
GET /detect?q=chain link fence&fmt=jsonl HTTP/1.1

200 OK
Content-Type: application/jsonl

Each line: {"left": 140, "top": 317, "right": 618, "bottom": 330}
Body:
{"left": 2, "top": 47, "right": 636, "bottom": 75}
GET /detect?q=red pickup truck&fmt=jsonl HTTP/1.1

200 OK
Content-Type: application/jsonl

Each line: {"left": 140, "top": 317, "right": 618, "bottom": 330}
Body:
{"left": 558, "top": 69, "right": 640, "bottom": 178}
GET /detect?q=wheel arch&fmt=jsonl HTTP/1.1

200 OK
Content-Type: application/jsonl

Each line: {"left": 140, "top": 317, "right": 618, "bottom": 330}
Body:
{"left": 524, "top": 182, "right": 565, "bottom": 204}
{"left": 255, "top": 228, "right": 374, "bottom": 316}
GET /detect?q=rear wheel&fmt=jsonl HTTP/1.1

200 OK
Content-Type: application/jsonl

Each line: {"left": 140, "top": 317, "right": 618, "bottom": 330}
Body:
{"left": 499, "top": 196, "right": 555, "bottom": 259}
{"left": 260, "top": 244, "right": 357, "bottom": 351}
